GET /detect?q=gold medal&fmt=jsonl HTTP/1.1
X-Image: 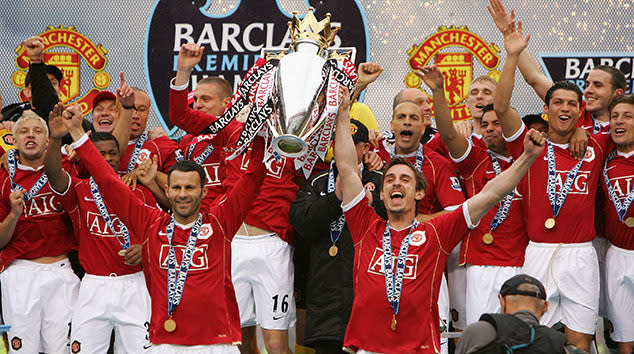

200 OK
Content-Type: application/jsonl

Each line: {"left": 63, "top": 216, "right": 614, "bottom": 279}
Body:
{"left": 328, "top": 244, "right": 338, "bottom": 257}
{"left": 482, "top": 232, "right": 494, "bottom": 245}
{"left": 544, "top": 218, "right": 556, "bottom": 229}
{"left": 118, "top": 249, "right": 127, "bottom": 257}
{"left": 625, "top": 217, "right": 634, "bottom": 228}
{"left": 164, "top": 318, "right": 176, "bottom": 332}
{"left": 390, "top": 314, "right": 397, "bottom": 331}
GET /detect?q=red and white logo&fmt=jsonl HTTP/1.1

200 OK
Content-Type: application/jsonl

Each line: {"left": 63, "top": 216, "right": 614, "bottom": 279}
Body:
{"left": 137, "top": 149, "right": 152, "bottom": 164}
{"left": 367, "top": 248, "right": 418, "bottom": 279}
{"left": 409, "top": 230, "right": 427, "bottom": 247}
{"left": 202, "top": 163, "right": 221, "bottom": 187}
{"left": 552, "top": 170, "right": 591, "bottom": 195}
{"left": 86, "top": 211, "right": 125, "bottom": 237}
{"left": 159, "top": 244, "right": 209, "bottom": 271}
{"left": 607, "top": 173, "right": 634, "bottom": 200}
{"left": 23, "top": 192, "right": 63, "bottom": 217}
{"left": 199, "top": 224, "right": 213, "bottom": 240}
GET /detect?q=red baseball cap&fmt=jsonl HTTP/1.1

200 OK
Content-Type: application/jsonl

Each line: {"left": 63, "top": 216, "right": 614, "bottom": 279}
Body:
{"left": 92, "top": 90, "right": 116, "bottom": 108}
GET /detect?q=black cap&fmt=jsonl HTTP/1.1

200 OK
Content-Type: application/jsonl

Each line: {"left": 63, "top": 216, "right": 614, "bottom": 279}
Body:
{"left": 350, "top": 118, "right": 369, "bottom": 144}
{"left": 499, "top": 274, "right": 547, "bottom": 300}
{"left": 24, "top": 64, "right": 63, "bottom": 87}
{"left": 522, "top": 113, "right": 549, "bottom": 127}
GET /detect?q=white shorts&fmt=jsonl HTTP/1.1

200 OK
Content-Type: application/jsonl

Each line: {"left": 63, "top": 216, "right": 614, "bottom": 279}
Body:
{"left": 71, "top": 271, "right": 151, "bottom": 353}
{"left": 605, "top": 244, "right": 634, "bottom": 342}
{"left": 438, "top": 274, "right": 449, "bottom": 352}
{"left": 465, "top": 264, "right": 522, "bottom": 325}
{"left": 150, "top": 343, "right": 238, "bottom": 353}
{"left": 0, "top": 258, "right": 80, "bottom": 353}
{"left": 592, "top": 236, "right": 610, "bottom": 317}
{"left": 446, "top": 244, "right": 466, "bottom": 329}
{"left": 231, "top": 234, "right": 296, "bottom": 330}
{"left": 522, "top": 241, "right": 599, "bottom": 334}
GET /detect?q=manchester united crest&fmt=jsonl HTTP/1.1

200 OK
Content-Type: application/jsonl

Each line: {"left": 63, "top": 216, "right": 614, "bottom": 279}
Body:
{"left": 11, "top": 25, "right": 110, "bottom": 115}
{"left": 405, "top": 25, "right": 501, "bottom": 121}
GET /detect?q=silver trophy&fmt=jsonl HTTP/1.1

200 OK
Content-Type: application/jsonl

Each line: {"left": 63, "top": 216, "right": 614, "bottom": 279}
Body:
{"left": 263, "top": 8, "right": 351, "bottom": 158}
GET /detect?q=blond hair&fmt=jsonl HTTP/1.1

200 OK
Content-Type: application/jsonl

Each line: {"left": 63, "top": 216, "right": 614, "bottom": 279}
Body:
{"left": 14, "top": 110, "right": 49, "bottom": 137}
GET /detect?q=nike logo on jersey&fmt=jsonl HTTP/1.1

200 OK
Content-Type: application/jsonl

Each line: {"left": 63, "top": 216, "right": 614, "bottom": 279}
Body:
{"left": 273, "top": 315, "right": 286, "bottom": 320}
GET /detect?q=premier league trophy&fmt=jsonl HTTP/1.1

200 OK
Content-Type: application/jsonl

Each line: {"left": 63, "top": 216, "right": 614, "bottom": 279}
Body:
{"left": 267, "top": 9, "right": 342, "bottom": 157}
{"left": 208, "top": 8, "right": 357, "bottom": 177}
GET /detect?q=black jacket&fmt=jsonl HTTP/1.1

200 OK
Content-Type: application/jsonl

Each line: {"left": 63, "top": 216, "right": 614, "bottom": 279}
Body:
{"left": 290, "top": 165, "right": 385, "bottom": 346}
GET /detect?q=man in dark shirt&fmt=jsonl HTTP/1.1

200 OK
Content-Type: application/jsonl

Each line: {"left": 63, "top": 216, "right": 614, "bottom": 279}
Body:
{"left": 456, "top": 274, "right": 583, "bottom": 353}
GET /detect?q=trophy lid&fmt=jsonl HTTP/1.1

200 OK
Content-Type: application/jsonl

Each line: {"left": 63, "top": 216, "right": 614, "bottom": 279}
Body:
{"left": 288, "top": 7, "right": 340, "bottom": 52}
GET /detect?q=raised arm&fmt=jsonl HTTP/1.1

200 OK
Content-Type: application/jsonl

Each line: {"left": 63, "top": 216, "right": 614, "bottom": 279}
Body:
{"left": 418, "top": 65, "right": 469, "bottom": 159}
{"left": 488, "top": 0, "right": 551, "bottom": 101}
{"left": 494, "top": 20, "right": 530, "bottom": 138}
{"left": 24, "top": 36, "right": 58, "bottom": 120}
{"left": 334, "top": 88, "right": 364, "bottom": 205}
{"left": 467, "top": 129, "right": 543, "bottom": 224}
{"left": 169, "top": 43, "right": 217, "bottom": 134}
{"left": 66, "top": 110, "right": 156, "bottom": 238}
{"left": 46, "top": 103, "right": 74, "bottom": 193}
{"left": 0, "top": 190, "right": 25, "bottom": 248}
{"left": 111, "top": 72, "right": 135, "bottom": 155}
{"left": 351, "top": 62, "right": 384, "bottom": 103}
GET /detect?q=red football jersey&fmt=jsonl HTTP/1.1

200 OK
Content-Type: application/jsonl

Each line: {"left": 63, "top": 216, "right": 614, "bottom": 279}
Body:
{"left": 0, "top": 164, "right": 76, "bottom": 269}
{"left": 506, "top": 124, "right": 612, "bottom": 243}
{"left": 56, "top": 176, "right": 157, "bottom": 276}
{"left": 601, "top": 150, "right": 634, "bottom": 250}
{"left": 575, "top": 101, "right": 610, "bottom": 135}
{"left": 453, "top": 142, "right": 527, "bottom": 266}
{"left": 425, "top": 131, "right": 486, "bottom": 159}
{"left": 169, "top": 84, "right": 245, "bottom": 210}
{"left": 342, "top": 191, "right": 473, "bottom": 353}
{"left": 376, "top": 141, "right": 465, "bottom": 214}
{"left": 119, "top": 135, "right": 179, "bottom": 175}
{"left": 225, "top": 148, "right": 299, "bottom": 243}
{"left": 74, "top": 133, "right": 266, "bottom": 346}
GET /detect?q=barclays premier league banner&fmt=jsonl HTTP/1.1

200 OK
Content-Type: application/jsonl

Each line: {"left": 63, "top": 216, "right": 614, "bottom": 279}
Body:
{"left": 145, "top": 0, "right": 369, "bottom": 136}
{"left": 538, "top": 53, "right": 634, "bottom": 94}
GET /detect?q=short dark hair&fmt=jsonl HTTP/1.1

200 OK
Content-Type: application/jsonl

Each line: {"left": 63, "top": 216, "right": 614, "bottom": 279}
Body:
{"left": 168, "top": 160, "right": 206, "bottom": 187}
{"left": 90, "top": 132, "right": 119, "bottom": 152}
{"left": 608, "top": 94, "right": 634, "bottom": 113}
{"left": 380, "top": 157, "right": 427, "bottom": 193}
{"left": 545, "top": 81, "right": 583, "bottom": 106}
{"left": 197, "top": 77, "right": 233, "bottom": 99}
{"left": 592, "top": 65, "right": 626, "bottom": 91}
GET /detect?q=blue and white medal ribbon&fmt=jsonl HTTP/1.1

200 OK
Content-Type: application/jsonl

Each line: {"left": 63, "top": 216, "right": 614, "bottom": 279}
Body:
{"left": 187, "top": 142, "right": 215, "bottom": 165}
{"left": 89, "top": 177, "right": 130, "bottom": 253}
{"left": 126, "top": 132, "right": 148, "bottom": 173}
{"left": 7, "top": 149, "right": 48, "bottom": 202}
{"left": 390, "top": 143, "right": 424, "bottom": 170}
{"left": 327, "top": 161, "right": 345, "bottom": 257}
{"left": 382, "top": 218, "right": 419, "bottom": 331}
{"left": 544, "top": 139, "right": 583, "bottom": 229}
{"left": 603, "top": 150, "right": 634, "bottom": 227}
{"left": 593, "top": 118, "right": 601, "bottom": 135}
{"left": 484, "top": 152, "right": 515, "bottom": 243}
{"left": 164, "top": 213, "right": 203, "bottom": 332}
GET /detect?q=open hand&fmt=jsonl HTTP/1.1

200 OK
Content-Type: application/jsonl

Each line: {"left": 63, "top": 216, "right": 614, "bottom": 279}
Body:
{"left": 416, "top": 65, "right": 444, "bottom": 91}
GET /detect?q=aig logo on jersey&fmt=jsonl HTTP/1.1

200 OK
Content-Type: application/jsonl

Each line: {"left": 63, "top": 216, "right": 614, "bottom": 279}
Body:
{"left": 368, "top": 248, "right": 418, "bottom": 279}
{"left": 159, "top": 244, "right": 209, "bottom": 271}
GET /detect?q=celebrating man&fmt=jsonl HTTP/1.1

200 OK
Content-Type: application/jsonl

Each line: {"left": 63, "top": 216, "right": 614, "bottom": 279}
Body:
{"left": 334, "top": 86, "right": 544, "bottom": 353}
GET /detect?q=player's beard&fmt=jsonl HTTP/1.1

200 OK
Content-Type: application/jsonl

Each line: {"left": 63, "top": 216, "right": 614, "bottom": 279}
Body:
{"left": 171, "top": 194, "right": 203, "bottom": 221}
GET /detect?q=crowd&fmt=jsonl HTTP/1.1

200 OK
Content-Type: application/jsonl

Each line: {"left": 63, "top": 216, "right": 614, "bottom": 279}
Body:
{"left": 0, "top": 0, "right": 632, "bottom": 353}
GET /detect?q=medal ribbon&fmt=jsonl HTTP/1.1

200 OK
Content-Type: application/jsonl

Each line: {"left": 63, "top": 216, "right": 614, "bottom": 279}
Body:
{"left": 546, "top": 139, "right": 584, "bottom": 218}
{"left": 7, "top": 149, "right": 48, "bottom": 202}
{"left": 390, "top": 143, "right": 424, "bottom": 170}
{"left": 327, "top": 161, "right": 345, "bottom": 244}
{"left": 487, "top": 151, "right": 515, "bottom": 231}
{"left": 126, "top": 132, "right": 149, "bottom": 173}
{"left": 593, "top": 118, "right": 601, "bottom": 135}
{"left": 166, "top": 214, "right": 203, "bottom": 317}
{"left": 603, "top": 150, "right": 634, "bottom": 221}
{"left": 89, "top": 177, "right": 130, "bottom": 250}
{"left": 382, "top": 219, "right": 420, "bottom": 317}
{"left": 187, "top": 142, "right": 215, "bottom": 165}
